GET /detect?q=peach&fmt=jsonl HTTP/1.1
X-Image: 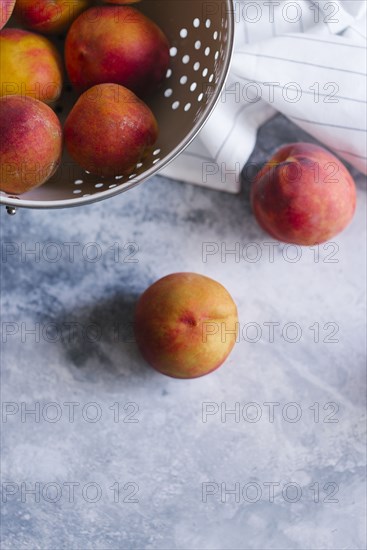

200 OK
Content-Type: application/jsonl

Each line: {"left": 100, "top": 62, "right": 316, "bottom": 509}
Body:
{"left": 0, "top": 28, "right": 63, "bottom": 103}
{"left": 14, "top": 0, "right": 89, "bottom": 34}
{"left": 64, "top": 83, "right": 158, "bottom": 177}
{"left": 134, "top": 273, "right": 238, "bottom": 379}
{"left": 0, "top": 0, "right": 16, "bottom": 29}
{"left": 65, "top": 6, "right": 170, "bottom": 97}
{"left": 0, "top": 95, "right": 62, "bottom": 194}
{"left": 251, "top": 143, "right": 357, "bottom": 245}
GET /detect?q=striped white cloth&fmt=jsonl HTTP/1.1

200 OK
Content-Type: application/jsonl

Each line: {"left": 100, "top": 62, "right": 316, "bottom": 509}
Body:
{"left": 162, "top": 0, "right": 367, "bottom": 192}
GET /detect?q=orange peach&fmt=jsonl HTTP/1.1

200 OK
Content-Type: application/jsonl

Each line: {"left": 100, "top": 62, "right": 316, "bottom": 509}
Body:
{"left": 65, "top": 6, "right": 170, "bottom": 97}
{"left": 251, "top": 143, "right": 357, "bottom": 245}
{"left": 134, "top": 273, "right": 239, "bottom": 379}
{"left": 0, "top": 28, "right": 63, "bottom": 103}
{"left": 0, "top": 95, "right": 62, "bottom": 194}
{"left": 0, "top": 0, "right": 16, "bottom": 29}
{"left": 64, "top": 83, "right": 158, "bottom": 177}
{"left": 14, "top": 0, "right": 89, "bottom": 34}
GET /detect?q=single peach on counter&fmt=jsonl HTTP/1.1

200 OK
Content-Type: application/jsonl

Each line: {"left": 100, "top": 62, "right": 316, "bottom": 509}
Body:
{"left": 0, "top": 95, "right": 62, "bottom": 195}
{"left": 0, "top": 28, "right": 63, "bottom": 103}
{"left": 65, "top": 6, "right": 170, "bottom": 97}
{"left": 0, "top": 0, "right": 16, "bottom": 29}
{"left": 64, "top": 83, "right": 158, "bottom": 177}
{"left": 251, "top": 143, "right": 357, "bottom": 246}
{"left": 14, "top": 0, "right": 90, "bottom": 34}
{"left": 134, "top": 273, "right": 239, "bottom": 379}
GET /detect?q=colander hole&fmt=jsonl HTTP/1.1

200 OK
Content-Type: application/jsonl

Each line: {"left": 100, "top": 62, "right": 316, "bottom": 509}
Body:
{"left": 198, "top": 93, "right": 204, "bottom": 102}
{"left": 190, "top": 82, "right": 197, "bottom": 92}
{"left": 136, "top": 162, "right": 143, "bottom": 168}
{"left": 213, "top": 31, "right": 218, "bottom": 40}
{"left": 193, "top": 62, "right": 200, "bottom": 71}
{"left": 214, "top": 51, "right": 219, "bottom": 60}
{"left": 153, "top": 158, "right": 160, "bottom": 164}
{"left": 193, "top": 18, "right": 200, "bottom": 28}
{"left": 73, "top": 189, "right": 82, "bottom": 194}
{"left": 202, "top": 68, "right": 208, "bottom": 77}
{"left": 129, "top": 174, "right": 137, "bottom": 179}
{"left": 85, "top": 170, "right": 90, "bottom": 174}
{"left": 172, "top": 101, "right": 180, "bottom": 110}
{"left": 164, "top": 88, "right": 173, "bottom": 98}
{"left": 184, "top": 103, "right": 191, "bottom": 112}
{"left": 109, "top": 184, "right": 117, "bottom": 188}
{"left": 209, "top": 74, "right": 214, "bottom": 83}
{"left": 115, "top": 175, "right": 123, "bottom": 180}
{"left": 205, "top": 19, "right": 212, "bottom": 28}
{"left": 182, "top": 55, "right": 190, "bottom": 64}
{"left": 95, "top": 183, "right": 104, "bottom": 188}
{"left": 74, "top": 179, "right": 83, "bottom": 185}
{"left": 166, "top": 68, "right": 172, "bottom": 78}
{"left": 204, "top": 47, "right": 211, "bottom": 56}
{"left": 170, "top": 47, "right": 178, "bottom": 57}
{"left": 194, "top": 40, "right": 201, "bottom": 49}
{"left": 153, "top": 149, "right": 161, "bottom": 155}
{"left": 180, "top": 75, "right": 188, "bottom": 84}
{"left": 83, "top": 194, "right": 91, "bottom": 197}
{"left": 180, "top": 28, "right": 188, "bottom": 38}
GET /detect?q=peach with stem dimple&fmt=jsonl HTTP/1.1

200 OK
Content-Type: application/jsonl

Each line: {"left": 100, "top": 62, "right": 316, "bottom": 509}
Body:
{"left": 134, "top": 273, "right": 239, "bottom": 379}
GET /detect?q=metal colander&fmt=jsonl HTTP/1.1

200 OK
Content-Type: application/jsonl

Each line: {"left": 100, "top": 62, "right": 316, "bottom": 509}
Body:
{"left": 1, "top": 0, "right": 234, "bottom": 211}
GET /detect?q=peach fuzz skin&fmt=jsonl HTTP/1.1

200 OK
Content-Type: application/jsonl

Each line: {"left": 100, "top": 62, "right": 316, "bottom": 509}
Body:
{"left": 65, "top": 5, "right": 170, "bottom": 97}
{"left": 134, "top": 273, "right": 239, "bottom": 379}
{"left": 0, "top": 28, "right": 63, "bottom": 103}
{"left": 64, "top": 83, "right": 158, "bottom": 178}
{"left": 0, "top": 95, "right": 62, "bottom": 195}
{"left": 0, "top": 0, "right": 16, "bottom": 29}
{"left": 14, "top": 0, "right": 89, "bottom": 34}
{"left": 251, "top": 143, "right": 357, "bottom": 246}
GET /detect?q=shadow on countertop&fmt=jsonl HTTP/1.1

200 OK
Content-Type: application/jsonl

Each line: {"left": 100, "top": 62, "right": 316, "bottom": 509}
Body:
{"left": 52, "top": 290, "right": 155, "bottom": 383}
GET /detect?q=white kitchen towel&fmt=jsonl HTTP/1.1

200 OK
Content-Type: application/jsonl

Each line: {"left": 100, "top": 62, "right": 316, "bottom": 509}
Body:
{"left": 162, "top": 0, "right": 367, "bottom": 192}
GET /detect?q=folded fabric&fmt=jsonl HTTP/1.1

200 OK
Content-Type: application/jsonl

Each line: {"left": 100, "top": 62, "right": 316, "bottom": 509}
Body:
{"left": 162, "top": 0, "right": 367, "bottom": 192}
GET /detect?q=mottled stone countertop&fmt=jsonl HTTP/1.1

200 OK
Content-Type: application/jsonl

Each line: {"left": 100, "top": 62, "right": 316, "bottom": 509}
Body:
{"left": 1, "top": 115, "right": 366, "bottom": 550}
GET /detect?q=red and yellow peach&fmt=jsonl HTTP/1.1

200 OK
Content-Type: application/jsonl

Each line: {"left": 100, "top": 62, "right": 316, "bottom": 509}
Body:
{"left": 64, "top": 83, "right": 158, "bottom": 177}
{"left": 0, "top": 95, "right": 62, "bottom": 194}
{"left": 0, "top": 28, "right": 63, "bottom": 103}
{"left": 14, "top": 0, "right": 90, "bottom": 34}
{"left": 251, "top": 143, "right": 357, "bottom": 245}
{"left": 65, "top": 5, "right": 170, "bottom": 97}
{"left": 134, "top": 273, "right": 239, "bottom": 379}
